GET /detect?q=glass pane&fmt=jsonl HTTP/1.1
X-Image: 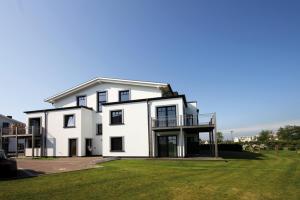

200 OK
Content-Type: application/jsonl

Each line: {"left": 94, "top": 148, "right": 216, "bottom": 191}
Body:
{"left": 77, "top": 96, "right": 86, "bottom": 106}
{"left": 168, "top": 136, "right": 177, "bottom": 157}
{"left": 120, "top": 91, "right": 129, "bottom": 101}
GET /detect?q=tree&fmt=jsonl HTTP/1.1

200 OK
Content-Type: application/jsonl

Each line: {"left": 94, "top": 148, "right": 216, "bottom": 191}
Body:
{"left": 216, "top": 132, "right": 224, "bottom": 143}
{"left": 257, "top": 130, "right": 272, "bottom": 143}
{"left": 277, "top": 126, "right": 300, "bottom": 141}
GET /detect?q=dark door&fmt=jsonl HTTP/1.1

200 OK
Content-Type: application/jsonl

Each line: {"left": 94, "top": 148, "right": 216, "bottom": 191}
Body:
{"left": 69, "top": 139, "right": 77, "bottom": 157}
{"left": 156, "top": 106, "right": 177, "bottom": 127}
{"left": 186, "top": 136, "right": 199, "bottom": 156}
{"left": 157, "top": 136, "right": 177, "bottom": 157}
{"left": 85, "top": 139, "right": 92, "bottom": 156}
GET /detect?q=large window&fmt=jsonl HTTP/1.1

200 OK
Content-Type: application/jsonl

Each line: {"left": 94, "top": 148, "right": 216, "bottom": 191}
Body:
{"left": 97, "top": 91, "right": 107, "bottom": 112}
{"left": 64, "top": 114, "right": 75, "bottom": 128}
{"left": 77, "top": 95, "right": 87, "bottom": 106}
{"left": 96, "top": 124, "right": 102, "bottom": 135}
{"left": 110, "top": 137, "right": 124, "bottom": 152}
{"left": 119, "top": 90, "right": 130, "bottom": 102}
{"left": 110, "top": 110, "right": 123, "bottom": 125}
{"left": 156, "top": 106, "right": 177, "bottom": 127}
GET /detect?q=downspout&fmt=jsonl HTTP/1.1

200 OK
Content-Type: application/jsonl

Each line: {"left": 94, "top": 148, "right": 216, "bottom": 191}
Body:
{"left": 147, "top": 99, "right": 152, "bottom": 157}
{"left": 44, "top": 111, "right": 48, "bottom": 157}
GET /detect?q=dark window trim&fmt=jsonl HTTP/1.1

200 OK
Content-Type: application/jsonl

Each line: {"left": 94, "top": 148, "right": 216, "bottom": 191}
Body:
{"left": 110, "top": 136, "right": 125, "bottom": 152}
{"left": 118, "top": 90, "right": 130, "bottom": 102}
{"left": 96, "top": 123, "right": 102, "bottom": 135}
{"left": 102, "top": 95, "right": 187, "bottom": 107}
{"left": 109, "top": 109, "right": 124, "bottom": 125}
{"left": 97, "top": 91, "right": 108, "bottom": 113}
{"left": 156, "top": 105, "right": 177, "bottom": 127}
{"left": 24, "top": 106, "right": 93, "bottom": 114}
{"left": 76, "top": 95, "right": 87, "bottom": 106}
{"left": 63, "top": 114, "right": 76, "bottom": 128}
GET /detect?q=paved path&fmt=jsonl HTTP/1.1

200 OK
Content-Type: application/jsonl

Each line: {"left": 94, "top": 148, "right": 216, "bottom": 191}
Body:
{"left": 16, "top": 157, "right": 115, "bottom": 177}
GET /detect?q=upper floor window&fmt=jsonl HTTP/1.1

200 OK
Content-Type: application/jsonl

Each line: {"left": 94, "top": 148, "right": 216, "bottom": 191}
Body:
{"left": 97, "top": 91, "right": 107, "bottom": 112}
{"left": 64, "top": 114, "right": 75, "bottom": 128}
{"left": 110, "top": 110, "right": 123, "bottom": 125}
{"left": 119, "top": 90, "right": 130, "bottom": 102}
{"left": 77, "top": 95, "right": 86, "bottom": 106}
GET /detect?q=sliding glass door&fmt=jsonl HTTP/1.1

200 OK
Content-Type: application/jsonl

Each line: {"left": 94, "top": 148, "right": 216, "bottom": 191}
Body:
{"left": 157, "top": 136, "right": 177, "bottom": 157}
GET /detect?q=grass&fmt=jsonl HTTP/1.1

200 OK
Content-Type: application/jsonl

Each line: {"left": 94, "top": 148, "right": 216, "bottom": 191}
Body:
{"left": 0, "top": 151, "right": 299, "bottom": 200}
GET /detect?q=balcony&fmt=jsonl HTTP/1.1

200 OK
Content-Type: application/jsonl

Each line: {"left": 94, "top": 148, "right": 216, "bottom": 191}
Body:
{"left": 0, "top": 126, "right": 42, "bottom": 137}
{"left": 151, "top": 113, "right": 216, "bottom": 132}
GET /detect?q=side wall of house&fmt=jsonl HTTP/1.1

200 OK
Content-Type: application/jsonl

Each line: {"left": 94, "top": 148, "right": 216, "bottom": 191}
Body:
{"left": 102, "top": 101, "right": 149, "bottom": 157}
{"left": 25, "top": 108, "right": 96, "bottom": 157}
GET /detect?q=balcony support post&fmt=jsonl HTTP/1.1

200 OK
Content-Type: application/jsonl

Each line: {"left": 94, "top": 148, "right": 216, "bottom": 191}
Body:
{"left": 31, "top": 126, "right": 34, "bottom": 158}
{"left": 213, "top": 113, "right": 218, "bottom": 158}
{"left": 15, "top": 127, "right": 18, "bottom": 157}
{"left": 180, "top": 127, "right": 184, "bottom": 157}
{"left": 0, "top": 128, "right": 2, "bottom": 150}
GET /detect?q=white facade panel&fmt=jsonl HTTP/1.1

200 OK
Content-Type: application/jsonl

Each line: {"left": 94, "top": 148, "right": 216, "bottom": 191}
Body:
{"left": 102, "top": 102, "right": 149, "bottom": 157}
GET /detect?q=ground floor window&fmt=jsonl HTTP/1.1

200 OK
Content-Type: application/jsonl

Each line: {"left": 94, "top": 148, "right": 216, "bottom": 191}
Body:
{"left": 96, "top": 124, "right": 102, "bottom": 135}
{"left": 110, "top": 137, "right": 124, "bottom": 152}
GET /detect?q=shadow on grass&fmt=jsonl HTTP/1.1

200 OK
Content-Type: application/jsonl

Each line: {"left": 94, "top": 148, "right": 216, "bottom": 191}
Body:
{"left": 219, "top": 151, "right": 265, "bottom": 160}
{"left": 0, "top": 169, "right": 45, "bottom": 181}
{"left": 193, "top": 150, "right": 265, "bottom": 160}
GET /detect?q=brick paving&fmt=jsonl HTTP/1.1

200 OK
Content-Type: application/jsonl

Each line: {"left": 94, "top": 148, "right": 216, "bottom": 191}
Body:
{"left": 16, "top": 157, "right": 114, "bottom": 176}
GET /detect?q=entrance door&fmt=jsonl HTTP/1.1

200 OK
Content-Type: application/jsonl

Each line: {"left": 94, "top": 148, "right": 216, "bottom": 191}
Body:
{"left": 69, "top": 139, "right": 77, "bottom": 157}
{"left": 157, "top": 136, "right": 177, "bottom": 157}
{"left": 85, "top": 139, "right": 92, "bottom": 156}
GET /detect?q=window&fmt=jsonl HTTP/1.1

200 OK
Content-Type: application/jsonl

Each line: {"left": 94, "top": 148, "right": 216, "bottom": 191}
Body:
{"left": 156, "top": 106, "right": 177, "bottom": 127}
{"left": 77, "top": 96, "right": 86, "bottom": 106}
{"left": 110, "top": 110, "right": 123, "bottom": 125}
{"left": 110, "top": 137, "right": 124, "bottom": 152}
{"left": 96, "top": 124, "right": 102, "bottom": 135}
{"left": 64, "top": 114, "right": 75, "bottom": 128}
{"left": 97, "top": 91, "right": 107, "bottom": 112}
{"left": 119, "top": 90, "right": 130, "bottom": 102}
{"left": 2, "top": 122, "right": 9, "bottom": 128}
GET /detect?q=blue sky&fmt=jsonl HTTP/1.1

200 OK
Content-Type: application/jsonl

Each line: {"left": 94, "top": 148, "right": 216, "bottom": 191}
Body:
{"left": 0, "top": 0, "right": 300, "bottom": 138}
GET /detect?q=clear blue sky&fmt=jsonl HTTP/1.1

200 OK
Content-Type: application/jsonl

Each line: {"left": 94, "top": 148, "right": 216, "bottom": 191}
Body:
{"left": 0, "top": 0, "right": 300, "bottom": 138}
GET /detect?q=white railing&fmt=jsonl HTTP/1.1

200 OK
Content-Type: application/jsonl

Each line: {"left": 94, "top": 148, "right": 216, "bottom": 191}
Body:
{"left": 152, "top": 113, "right": 215, "bottom": 128}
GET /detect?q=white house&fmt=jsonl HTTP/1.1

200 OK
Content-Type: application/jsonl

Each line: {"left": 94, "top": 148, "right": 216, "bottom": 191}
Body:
{"left": 22, "top": 77, "right": 218, "bottom": 158}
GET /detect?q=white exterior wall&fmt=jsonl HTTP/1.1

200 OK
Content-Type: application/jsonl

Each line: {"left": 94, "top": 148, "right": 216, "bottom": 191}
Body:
{"left": 25, "top": 108, "right": 98, "bottom": 157}
{"left": 149, "top": 98, "right": 185, "bottom": 157}
{"left": 102, "top": 101, "right": 149, "bottom": 157}
{"left": 53, "top": 83, "right": 162, "bottom": 110}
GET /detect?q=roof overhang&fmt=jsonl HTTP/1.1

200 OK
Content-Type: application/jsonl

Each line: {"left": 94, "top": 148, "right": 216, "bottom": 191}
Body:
{"left": 44, "top": 77, "right": 170, "bottom": 104}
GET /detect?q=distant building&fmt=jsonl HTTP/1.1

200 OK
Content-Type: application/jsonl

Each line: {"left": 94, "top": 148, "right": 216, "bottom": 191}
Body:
{"left": 0, "top": 114, "right": 25, "bottom": 154}
{"left": 234, "top": 135, "right": 258, "bottom": 143}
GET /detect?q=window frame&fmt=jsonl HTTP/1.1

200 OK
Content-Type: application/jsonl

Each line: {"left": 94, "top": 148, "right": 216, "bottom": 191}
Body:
{"left": 64, "top": 114, "right": 76, "bottom": 128}
{"left": 97, "top": 91, "right": 107, "bottom": 112}
{"left": 118, "top": 90, "right": 130, "bottom": 102}
{"left": 110, "top": 110, "right": 124, "bottom": 125}
{"left": 96, "top": 123, "right": 102, "bottom": 135}
{"left": 110, "top": 136, "right": 124, "bottom": 152}
{"left": 76, "top": 95, "right": 87, "bottom": 107}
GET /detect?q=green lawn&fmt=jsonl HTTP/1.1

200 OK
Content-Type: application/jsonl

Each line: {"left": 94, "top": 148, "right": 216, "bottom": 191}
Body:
{"left": 0, "top": 151, "right": 299, "bottom": 200}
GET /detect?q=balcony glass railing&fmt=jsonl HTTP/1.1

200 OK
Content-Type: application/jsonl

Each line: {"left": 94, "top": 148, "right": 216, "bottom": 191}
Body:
{"left": 152, "top": 113, "right": 215, "bottom": 128}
